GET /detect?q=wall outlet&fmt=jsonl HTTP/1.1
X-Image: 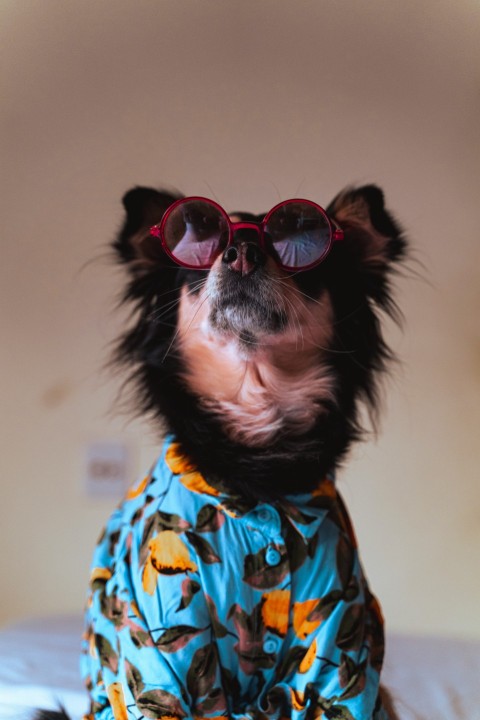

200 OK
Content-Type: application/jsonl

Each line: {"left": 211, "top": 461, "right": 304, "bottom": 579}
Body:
{"left": 84, "top": 441, "right": 129, "bottom": 496}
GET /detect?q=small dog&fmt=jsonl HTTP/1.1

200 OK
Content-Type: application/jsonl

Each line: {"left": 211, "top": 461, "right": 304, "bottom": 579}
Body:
{"left": 38, "top": 184, "right": 405, "bottom": 720}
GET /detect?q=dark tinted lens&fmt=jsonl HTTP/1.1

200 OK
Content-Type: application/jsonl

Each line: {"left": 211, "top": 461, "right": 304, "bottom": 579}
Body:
{"left": 163, "top": 200, "right": 229, "bottom": 267}
{"left": 265, "top": 202, "right": 331, "bottom": 268}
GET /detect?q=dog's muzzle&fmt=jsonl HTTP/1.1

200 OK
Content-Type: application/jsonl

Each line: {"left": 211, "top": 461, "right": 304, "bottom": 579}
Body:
{"left": 206, "top": 236, "right": 288, "bottom": 344}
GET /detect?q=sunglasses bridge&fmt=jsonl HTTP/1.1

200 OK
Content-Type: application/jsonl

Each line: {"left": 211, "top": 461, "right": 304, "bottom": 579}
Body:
{"left": 223, "top": 222, "right": 266, "bottom": 276}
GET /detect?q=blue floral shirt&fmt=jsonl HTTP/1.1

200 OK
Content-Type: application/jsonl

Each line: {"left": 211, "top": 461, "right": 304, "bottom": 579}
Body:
{"left": 80, "top": 437, "right": 388, "bottom": 720}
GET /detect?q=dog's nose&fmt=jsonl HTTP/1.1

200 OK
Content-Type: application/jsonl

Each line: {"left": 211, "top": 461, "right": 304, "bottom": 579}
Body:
{"left": 222, "top": 242, "right": 265, "bottom": 276}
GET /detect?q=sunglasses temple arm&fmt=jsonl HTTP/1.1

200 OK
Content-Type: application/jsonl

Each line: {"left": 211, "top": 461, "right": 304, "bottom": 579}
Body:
{"left": 331, "top": 217, "right": 344, "bottom": 242}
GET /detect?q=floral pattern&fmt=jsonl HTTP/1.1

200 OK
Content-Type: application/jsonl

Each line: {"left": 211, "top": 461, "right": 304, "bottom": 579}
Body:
{"left": 81, "top": 437, "right": 389, "bottom": 720}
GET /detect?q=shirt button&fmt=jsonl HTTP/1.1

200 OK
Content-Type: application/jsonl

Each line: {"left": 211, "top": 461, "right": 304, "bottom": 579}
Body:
{"left": 263, "top": 637, "right": 279, "bottom": 654}
{"left": 257, "top": 508, "right": 272, "bottom": 523}
{"left": 265, "top": 546, "right": 281, "bottom": 566}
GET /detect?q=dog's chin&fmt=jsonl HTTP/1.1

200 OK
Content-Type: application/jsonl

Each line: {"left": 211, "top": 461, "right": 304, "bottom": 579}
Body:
{"left": 204, "top": 262, "right": 290, "bottom": 350}
{"left": 208, "top": 300, "right": 288, "bottom": 350}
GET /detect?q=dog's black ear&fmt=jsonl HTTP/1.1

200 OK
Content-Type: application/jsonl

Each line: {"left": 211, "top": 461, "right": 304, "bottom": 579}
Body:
{"left": 113, "top": 186, "right": 182, "bottom": 273}
{"left": 327, "top": 185, "right": 406, "bottom": 268}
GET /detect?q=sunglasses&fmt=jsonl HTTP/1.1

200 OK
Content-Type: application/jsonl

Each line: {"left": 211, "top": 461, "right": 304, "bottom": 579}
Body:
{"left": 149, "top": 197, "right": 344, "bottom": 271}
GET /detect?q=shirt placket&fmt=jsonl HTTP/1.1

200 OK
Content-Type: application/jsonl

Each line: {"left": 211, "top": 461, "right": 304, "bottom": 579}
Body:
{"left": 245, "top": 504, "right": 289, "bottom": 660}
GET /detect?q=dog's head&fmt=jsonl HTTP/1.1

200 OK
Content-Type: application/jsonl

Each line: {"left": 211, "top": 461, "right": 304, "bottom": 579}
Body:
{"left": 113, "top": 185, "right": 406, "bottom": 499}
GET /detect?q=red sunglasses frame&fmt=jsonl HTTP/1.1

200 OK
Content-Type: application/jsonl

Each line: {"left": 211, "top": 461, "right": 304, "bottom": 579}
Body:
{"left": 149, "top": 196, "right": 344, "bottom": 272}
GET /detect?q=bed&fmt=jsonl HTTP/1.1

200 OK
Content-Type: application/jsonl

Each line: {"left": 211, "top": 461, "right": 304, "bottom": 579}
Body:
{"left": 0, "top": 615, "right": 478, "bottom": 720}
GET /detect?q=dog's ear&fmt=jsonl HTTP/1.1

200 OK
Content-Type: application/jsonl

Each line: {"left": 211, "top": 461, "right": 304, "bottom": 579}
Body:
{"left": 113, "top": 186, "right": 182, "bottom": 273}
{"left": 327, "top": 184, "right": 405, "bottom": 268}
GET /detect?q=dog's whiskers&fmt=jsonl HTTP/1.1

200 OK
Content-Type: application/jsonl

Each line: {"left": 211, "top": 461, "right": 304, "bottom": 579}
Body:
{"left": 161, "top": 291, "right": 211, "bottom": 363}
{"left": 148, "top": 279, "right": 207, "bottom": 323}
{"left": 271, "top": 276, "right": 367, "bottom": 338}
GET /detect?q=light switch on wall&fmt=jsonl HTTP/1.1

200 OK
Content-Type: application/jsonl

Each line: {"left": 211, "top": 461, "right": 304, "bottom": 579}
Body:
{"left": 84, "top": 441, "right": 129, "bottom": 496}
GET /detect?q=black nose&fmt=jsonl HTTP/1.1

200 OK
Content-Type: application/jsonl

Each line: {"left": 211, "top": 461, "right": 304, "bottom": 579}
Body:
{"left": 222, "top": 241, "right": 266, "bottom": 276}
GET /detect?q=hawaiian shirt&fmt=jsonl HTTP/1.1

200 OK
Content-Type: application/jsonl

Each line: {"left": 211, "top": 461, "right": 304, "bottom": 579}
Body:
{"left": 80, "top": 437, "right": 389, "bottom": 720}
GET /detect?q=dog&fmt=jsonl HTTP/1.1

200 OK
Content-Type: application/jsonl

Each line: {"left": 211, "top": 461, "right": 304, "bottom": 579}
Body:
{"left": 37, "top": 184, "right": 405, "bottom": 720}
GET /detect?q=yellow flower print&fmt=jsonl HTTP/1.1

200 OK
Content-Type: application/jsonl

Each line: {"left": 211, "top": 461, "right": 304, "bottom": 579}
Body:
{"left": 298, "top": 638, "right": 317, "bottom": 673}
{"left": 180, "top": 471, "right": 221, "bottom": 498}
{"left": 126, "top": 475, "right": 149, "bottom": 500}
{"left": 165, "top": 443, "right": 221, "bottom": 497}
{"left": 165, "top": 443, "right": 196, "bottom": 474}
{"left": 142, "top": 557, "right": 158, "bottom": 595}
{"left": 311, "top": 476, "right": 336, "bottom": 499}
{"left": 90, "top": 567, "right": 112, "bottom": 584}
{"left": 290, "top": 688, "right": 306, "bottom": 711}
{"left": 217, "top": 502, "right": 239, "bottom": 518}
{"left": 107, "top": 682, "right": 128, "bottom": 720}
{"left": 142, "top": 531, "right": 198, "bottom": 595}
{"left": 150, "top": 531, "right": 198, "bottom": 573}
{"left": 261, "top": 589, "right": 291, "bottom": 636}
{"left": 130, "top": 599, "right": 142, "bottom": 619}
{"left": 293, "top": 599, "right": 322, "bottom": 640}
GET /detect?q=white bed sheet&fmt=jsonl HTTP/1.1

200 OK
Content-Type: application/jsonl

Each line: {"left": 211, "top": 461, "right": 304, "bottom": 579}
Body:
{"left": 0, "top": 615, "right": 88, "bottom": 720}
{"left": 381, "top": 633, "right": 480, "bottom": 719}
{"left": 0, "top": 615, "right": 478, "bottom": 720}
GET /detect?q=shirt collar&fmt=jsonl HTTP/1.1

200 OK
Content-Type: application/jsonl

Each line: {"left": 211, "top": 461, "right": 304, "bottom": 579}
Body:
{"left": 162, "top": 436, "right": 337, "bottom": 539}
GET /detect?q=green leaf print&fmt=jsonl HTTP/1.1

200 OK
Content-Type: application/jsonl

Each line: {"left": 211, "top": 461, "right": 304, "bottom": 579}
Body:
{"left": 335, "top": 604, "right": 366, "bottom": 652}
{"left": 338, "top": 653, "right": 367, "bottom": 700}
{"left": 194, "top": 687, "right": 228, "bottom": 715}
{"left": 324, "top": 704, "right": 356, "bottom": 719}
{"left": 94, "top": 633, "right": 118, "bottom": 674}
{"left": 125, "top": 659, "right": 145, "bottom": 697}
{"left": 185, "top": 531, "right": 221, "bottom": 563}
{"left": 282, "top": 521, "right": 308, "bottom": 572}
{"left": 100, "top": 593, "right": 125, "bottom": 627}
{"left": 187, "top": 643, "right": 218, "bottom": 701}
{"left": 176, "top": 578, "right": 201, "bottom": 612}
{"left": 108, "top": 529, "right": 121, "bottom": 557}
{"left": 155, "top": 625, "right": 206, "bottom": 653}
{"left": 195, "top": 504, "right": 225, "bottom": 533}
{"left": 139, "top": 514, "right": 158, "bottom": 568}
{"left": 343, "top": 576, "right": 359, "bottom": 602}
{"left": 274, "top": 645, "right": 309, "bottom": 682}
{"left": 156, "top": 510, "right": 192, "bottom": 533}
{"left": 136, "top": 688, "right": 187, "bottom": 719}
{"left": 243, "top": 546, "right": 289, "bottom": 589}
{"left": 308, "top": 589, "right": 343, "bottom": 624}
{"left": 336, "top": 534, "right": 355, "bottom": 591}
{"left": 130, "top": 627, "right": 154, "bottom": 649}
{"left": 219, "top": 666, "right": 242, "bottom": 706}
{"left": 206, "top": 594, "right": 229, "bottom": 638}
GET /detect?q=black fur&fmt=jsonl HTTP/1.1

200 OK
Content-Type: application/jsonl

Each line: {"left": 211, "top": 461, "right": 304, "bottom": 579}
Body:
{"left": 33, "top": 708, "right": 70, "bottom": 720}
{"left": 111, "top": 184, "right": 406, "bottom": 504}
{"left": 36, "top": 184, "right": 405, "bottom": 720}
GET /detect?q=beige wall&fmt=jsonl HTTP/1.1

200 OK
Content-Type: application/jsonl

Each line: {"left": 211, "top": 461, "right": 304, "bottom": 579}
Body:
{"left": 1, "top": 0, "right": 479, "bottom": 640}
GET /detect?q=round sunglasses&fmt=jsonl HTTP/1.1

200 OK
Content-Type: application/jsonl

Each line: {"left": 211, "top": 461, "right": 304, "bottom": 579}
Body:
{"left": 149, "top": 197, "right": 344, "bottom": 271}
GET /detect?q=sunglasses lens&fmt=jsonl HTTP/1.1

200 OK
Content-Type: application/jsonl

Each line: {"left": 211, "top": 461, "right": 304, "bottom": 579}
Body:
{"left": 265, "top": 202, "right": 331, "bottom": 269}
{"left": 163, "top": 200, "right": 229, "bottom": 267}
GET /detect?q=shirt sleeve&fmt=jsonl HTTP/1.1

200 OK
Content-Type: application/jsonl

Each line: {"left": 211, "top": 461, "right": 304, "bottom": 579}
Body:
{"left": 80, "top": 497, "right": 228, "bottom": 720}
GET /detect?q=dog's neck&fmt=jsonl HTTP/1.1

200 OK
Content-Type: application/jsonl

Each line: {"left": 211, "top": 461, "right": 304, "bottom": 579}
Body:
{"left": 177, "top": 287, "right": 336, "bottom": 447}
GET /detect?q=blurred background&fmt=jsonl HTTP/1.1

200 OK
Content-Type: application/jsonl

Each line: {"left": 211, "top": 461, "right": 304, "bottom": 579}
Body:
{"left": 1, "top": 0, "right": 479, "bottom": 641}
